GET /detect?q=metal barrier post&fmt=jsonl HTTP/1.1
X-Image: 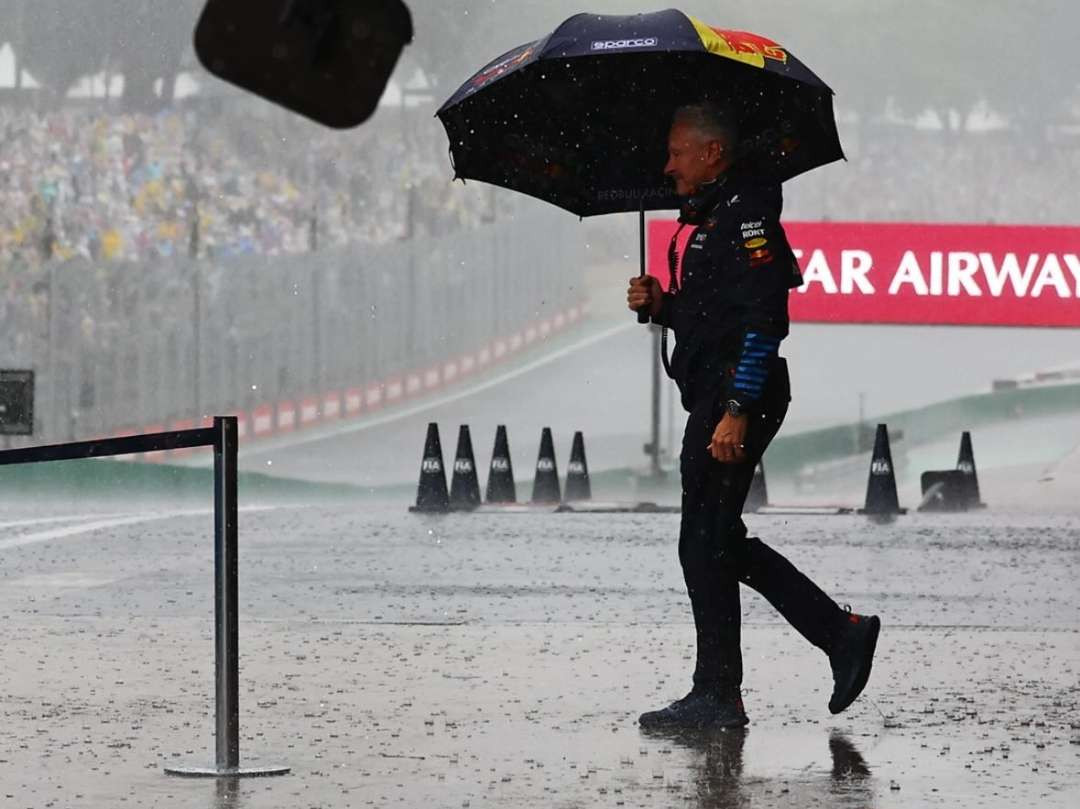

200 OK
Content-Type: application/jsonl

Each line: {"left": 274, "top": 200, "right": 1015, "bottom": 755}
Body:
{"left": 215, "top": 414, "right": 240, "bottom": 771}
{"left": 165, "top": 416, "right": 288, "bottom": 778}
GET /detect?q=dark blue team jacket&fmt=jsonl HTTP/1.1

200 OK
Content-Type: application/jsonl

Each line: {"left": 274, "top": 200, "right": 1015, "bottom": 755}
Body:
{"left": 652, "top": 169, "right": 804, "bottom": 413}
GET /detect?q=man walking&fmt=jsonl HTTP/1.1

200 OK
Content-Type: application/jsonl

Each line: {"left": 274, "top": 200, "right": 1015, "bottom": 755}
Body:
{"left": 627, "top": 103, "right": 880, "bottom": 728}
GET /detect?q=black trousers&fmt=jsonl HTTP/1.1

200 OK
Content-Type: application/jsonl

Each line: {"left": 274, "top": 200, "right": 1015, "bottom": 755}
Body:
{"left": 679, "top": 358, "right": 845, "bottom": 692}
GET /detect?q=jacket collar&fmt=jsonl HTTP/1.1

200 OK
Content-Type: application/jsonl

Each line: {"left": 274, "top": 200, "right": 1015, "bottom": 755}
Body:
{"left": 677, "top": 173, "right": 730, "bottom": 225}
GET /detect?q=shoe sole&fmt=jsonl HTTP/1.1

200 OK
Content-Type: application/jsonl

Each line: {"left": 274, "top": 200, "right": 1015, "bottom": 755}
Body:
{"left": 829, "top": 616, "right": 881, "bottom": 714}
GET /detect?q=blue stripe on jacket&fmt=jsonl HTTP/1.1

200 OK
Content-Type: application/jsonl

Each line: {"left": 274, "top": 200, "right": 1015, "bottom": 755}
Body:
{"left": 732, "top": 331, "right": 781, "bottom": 404}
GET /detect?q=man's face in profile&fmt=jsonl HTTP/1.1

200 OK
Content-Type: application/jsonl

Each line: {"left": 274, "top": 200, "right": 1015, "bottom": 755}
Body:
{"left": 664, "top": 121, "right": 724, "bottom": 197}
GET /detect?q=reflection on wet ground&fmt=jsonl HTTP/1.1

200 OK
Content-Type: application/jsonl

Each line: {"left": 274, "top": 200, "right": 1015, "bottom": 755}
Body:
{"left": 635, "top": 727, "right": 877, "bottom": 808}
{"left": 214, "top": 778, "right": 240, "bottom": 809}
{"left": 1, "top": 504, "right": 1078, "bottom": 807}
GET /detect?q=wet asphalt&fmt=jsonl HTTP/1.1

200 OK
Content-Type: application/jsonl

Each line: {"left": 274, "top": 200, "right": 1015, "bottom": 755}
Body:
{"left": 1, "top": 503, "right": 1078, "bottom": 807}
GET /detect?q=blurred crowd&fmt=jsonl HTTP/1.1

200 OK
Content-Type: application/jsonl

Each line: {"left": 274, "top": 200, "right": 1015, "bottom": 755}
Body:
{"left": 2, "top": 103, "right": 1077, "bottom": 277}
{"left": 785, "top": 127, "right": 1080, "bottom": 225}
{"left": 0, "top": 103, "right": 488, "bottom": 272}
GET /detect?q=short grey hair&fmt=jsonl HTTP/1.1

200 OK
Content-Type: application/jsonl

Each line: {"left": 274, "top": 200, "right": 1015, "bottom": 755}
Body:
{"left": 672, "top": 103, "right": 739, "bottom": 148}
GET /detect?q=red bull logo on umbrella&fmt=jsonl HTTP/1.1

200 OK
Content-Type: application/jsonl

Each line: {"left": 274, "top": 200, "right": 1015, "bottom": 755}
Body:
{"left": 712, "top": 29, "right": 789, "bottom": 63}
{"left": 688, "top": 18, "right": 789, "bottom": 68}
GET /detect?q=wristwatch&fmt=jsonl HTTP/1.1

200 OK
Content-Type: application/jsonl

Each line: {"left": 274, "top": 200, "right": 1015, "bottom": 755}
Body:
{"left": 725, "top": 399, "right": 744, "bottom": 418}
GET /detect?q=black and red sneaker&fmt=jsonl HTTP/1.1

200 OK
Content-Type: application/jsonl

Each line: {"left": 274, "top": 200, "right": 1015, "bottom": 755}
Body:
{"left": 828, "top": 607, "right": 881, "bottom": 714}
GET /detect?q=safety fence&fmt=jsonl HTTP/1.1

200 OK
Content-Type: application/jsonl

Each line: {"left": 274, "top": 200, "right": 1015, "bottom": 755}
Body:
{"left": 1, "top": 208, "right": 585, "bottom": 451}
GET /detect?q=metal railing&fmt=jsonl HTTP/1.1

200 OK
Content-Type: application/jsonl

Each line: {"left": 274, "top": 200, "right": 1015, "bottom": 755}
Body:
{"left": 0, "top": 416, "right": 288, "bottom": 777}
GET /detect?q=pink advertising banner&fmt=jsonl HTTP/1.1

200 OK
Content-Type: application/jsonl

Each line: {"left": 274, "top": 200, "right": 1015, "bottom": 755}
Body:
{"left": 647, "top": 220, "right": 1080, "bottom": 327}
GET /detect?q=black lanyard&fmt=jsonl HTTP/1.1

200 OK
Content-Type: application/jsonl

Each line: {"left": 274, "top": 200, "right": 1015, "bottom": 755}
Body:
{"left": 666, "top": 223, "right": 686, "bottom": 293}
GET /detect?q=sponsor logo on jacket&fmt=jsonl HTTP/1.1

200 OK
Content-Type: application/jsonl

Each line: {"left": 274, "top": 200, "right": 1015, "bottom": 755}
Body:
{"left": 741, "top": 220, "right": 766, "bottom": 239}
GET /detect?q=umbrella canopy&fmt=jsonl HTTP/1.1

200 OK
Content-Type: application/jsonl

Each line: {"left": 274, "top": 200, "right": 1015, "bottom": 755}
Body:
{"left": 437, "top": 8, "right": 843, "bottom": 217}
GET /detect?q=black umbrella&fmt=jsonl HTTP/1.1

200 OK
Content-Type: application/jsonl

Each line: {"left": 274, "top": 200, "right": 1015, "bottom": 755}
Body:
{"left": 437, "top": 9, "right": 843, "bottom": 320}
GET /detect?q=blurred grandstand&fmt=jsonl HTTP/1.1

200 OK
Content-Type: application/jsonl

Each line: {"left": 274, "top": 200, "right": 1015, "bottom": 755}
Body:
{"left": 2, "top": 0, "right": 1078, "bottom": 273}
{"left": 2, "top": 99, "right": 1077, "bottom": 275}
{"left": 0, "top": 103, "right": 490, "bottom": 270}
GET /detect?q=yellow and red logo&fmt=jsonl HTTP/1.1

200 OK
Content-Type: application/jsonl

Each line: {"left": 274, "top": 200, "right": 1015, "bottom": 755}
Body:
{"left": 689, "top": 18, "right": 788, "bottom": 68}
{"left": 748, "top": 247, "right": 774, "bottom": 267}
{"left": 712, "top": 29, "right": 788, "bottom": 63}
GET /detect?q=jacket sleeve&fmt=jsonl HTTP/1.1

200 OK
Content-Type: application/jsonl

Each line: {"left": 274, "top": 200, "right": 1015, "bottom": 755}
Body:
{"left": 723, "top": 199, "right": 796, "bottom": 412}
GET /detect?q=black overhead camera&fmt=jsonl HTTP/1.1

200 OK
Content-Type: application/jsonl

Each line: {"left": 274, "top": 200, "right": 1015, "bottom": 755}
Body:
{"left": 194, "top": 0, "right": 413, "bottom": 128}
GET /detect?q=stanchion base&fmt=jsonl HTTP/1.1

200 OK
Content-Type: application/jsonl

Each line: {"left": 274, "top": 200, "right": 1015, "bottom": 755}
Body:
{"left": 164, "top": 764, "right": 290, "bottom": 778}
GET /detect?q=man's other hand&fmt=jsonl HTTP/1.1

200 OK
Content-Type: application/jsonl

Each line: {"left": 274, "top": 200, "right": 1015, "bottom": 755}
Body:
{"left": 708, "top": 413, "right": 749, "bottom": 463}
{"left": 627, "top": 275, "right": 663, "bottom": 318}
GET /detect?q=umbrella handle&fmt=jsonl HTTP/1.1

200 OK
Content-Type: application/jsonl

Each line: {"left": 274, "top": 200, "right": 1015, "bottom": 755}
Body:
{"left": 637, "top": 199, "right": 649, "bottom": 324}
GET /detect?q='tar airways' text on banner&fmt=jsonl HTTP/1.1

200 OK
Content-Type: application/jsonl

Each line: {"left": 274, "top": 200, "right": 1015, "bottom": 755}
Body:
{"left": 647, "top": 220, "right": 1080, "bottom": 327}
